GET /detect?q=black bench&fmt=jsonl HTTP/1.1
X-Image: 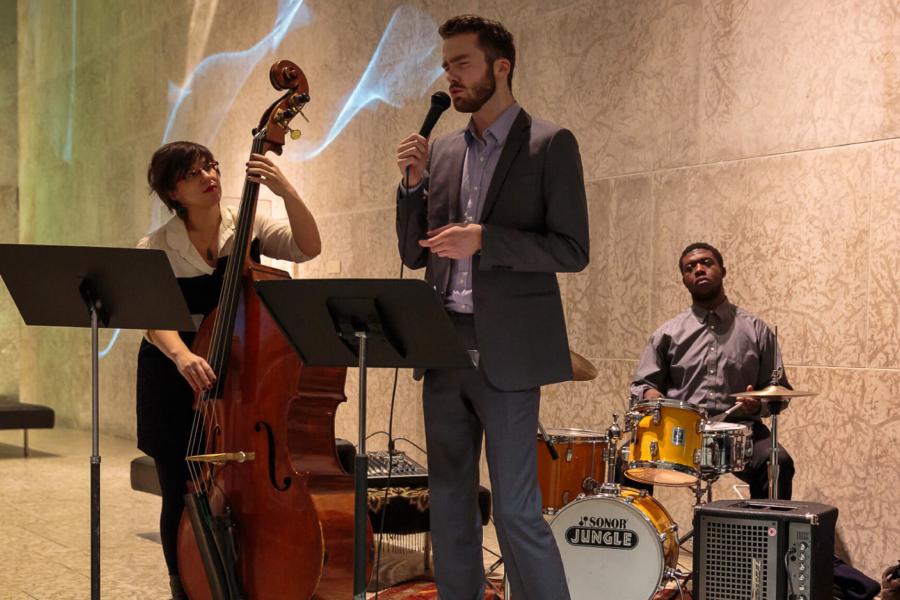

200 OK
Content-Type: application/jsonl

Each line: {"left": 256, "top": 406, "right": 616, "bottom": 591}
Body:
{"left": 130, "top": 454, "right": 162, "bottom": 496}
{"left": 0, "top": 396, "right": 55, "bottom": 457}
{"left": 130, "top": 440, "right": 493, "bottom": 533}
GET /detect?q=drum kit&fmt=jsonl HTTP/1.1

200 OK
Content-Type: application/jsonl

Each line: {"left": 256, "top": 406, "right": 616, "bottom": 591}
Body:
{"left": 525, "top": 352, "right": 817, "bottom": 600}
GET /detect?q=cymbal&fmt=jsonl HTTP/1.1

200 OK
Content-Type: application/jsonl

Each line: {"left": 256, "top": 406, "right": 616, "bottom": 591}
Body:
{"left": 729, "top": 385, "right": 817, "bottom": 399}
{"left": 570, "top": 350, "right": 599, "bottom": 381}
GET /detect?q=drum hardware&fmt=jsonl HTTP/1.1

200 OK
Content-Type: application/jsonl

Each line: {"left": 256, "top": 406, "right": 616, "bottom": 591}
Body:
{"left": 728, "top": 379, "right": 817, "bottom": 500}
{"left": 580, "top": 476, "right": 600, "bottom": 496}
{"left": 598, "top": 414, "right": 623, "bottom": 496}
{"left": 537, "top": 420, "right": 560, "bottom": 461}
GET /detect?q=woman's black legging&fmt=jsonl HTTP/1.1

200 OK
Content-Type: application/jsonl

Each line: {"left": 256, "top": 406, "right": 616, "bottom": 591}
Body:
{"left": 153, "top": 455, "right": 189, "bottom": 575}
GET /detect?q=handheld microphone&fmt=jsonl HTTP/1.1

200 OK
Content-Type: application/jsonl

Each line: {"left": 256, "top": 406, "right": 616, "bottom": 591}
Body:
{"left": 418, "top": 91, "right": 451, "bottom": 138}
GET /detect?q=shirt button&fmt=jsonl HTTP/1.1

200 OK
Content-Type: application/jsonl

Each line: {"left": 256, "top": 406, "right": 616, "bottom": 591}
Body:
{"left": 474, "top": 186, "right": 479, "bottom": 192}
{"left": 480, "top": 157, "right": 485, "bottom": 163}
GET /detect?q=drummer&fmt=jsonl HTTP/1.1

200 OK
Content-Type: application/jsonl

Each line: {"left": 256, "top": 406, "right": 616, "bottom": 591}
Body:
{"left": 629, "top": 242, "right": 795, "bottom": 499}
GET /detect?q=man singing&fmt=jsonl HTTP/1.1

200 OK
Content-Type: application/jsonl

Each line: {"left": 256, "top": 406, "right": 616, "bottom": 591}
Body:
{"left": 630, "top": 243, "right": 795, "bottom": 499}
{"left": 395, "top": 14, "right": 589, "bottom": 600}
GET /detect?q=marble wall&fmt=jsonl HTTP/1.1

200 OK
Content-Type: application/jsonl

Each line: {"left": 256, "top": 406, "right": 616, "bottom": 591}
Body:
{"left": 0, "top": 1, "right": 18, "bottom": 397}
{"left": 6, "top": 0, "right": 899, "bottom": 579}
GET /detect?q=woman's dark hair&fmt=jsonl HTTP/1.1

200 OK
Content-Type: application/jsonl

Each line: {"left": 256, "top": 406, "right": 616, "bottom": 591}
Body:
{"left": 439, "top": 15, "right": 516, "bottom": 90}
{"left": 147, "top": 141, "right": 215, "bottom": 217}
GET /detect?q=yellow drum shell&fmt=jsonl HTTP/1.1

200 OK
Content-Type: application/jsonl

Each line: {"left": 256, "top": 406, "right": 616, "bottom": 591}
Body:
{"left": 626, "top": 401, "right": 703, "bottom": 487}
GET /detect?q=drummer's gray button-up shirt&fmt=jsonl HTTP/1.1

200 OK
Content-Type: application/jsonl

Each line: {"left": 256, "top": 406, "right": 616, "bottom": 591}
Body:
{"left": 629, "top": 299, "right": 789, "bottom": 419}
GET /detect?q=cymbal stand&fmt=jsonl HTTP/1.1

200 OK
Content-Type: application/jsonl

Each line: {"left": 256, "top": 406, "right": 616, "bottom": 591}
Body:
{"left": 765, "top": 398, "right": 786, "bottom": 500}
{"left": 597, "top": 414, "right": 622, "bottom": 496}
{"left": 767, "top": 327, "right": 785, "bottom": 500}
{"left": 677, "top": 474, "right": 716, "bottom": 546}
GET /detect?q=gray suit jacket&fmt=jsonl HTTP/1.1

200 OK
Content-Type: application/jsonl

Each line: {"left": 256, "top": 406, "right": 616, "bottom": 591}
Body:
{"left": 396, "top": 108, "right": 590, "bottom": 391}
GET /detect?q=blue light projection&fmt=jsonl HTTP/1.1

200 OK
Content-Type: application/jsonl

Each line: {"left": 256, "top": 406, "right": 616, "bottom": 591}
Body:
{"left": 290, "top": 5, "right": 443, "bottom": 160}
{"left": 116, "top": 4, "right": 442, "bottom": 360}
{"left": 63, "top": 0, "right": 76, "bottom": 162}
{"left": 162, "top": 0, "right": 312, "bottom": 146}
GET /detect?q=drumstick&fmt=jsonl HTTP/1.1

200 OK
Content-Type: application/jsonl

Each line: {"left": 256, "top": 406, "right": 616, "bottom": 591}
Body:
{"left": 711, "top": 401, "right": 745, "bottom": 422}
{"left": 537, "top": 421, "right": 559, "bottom": 460}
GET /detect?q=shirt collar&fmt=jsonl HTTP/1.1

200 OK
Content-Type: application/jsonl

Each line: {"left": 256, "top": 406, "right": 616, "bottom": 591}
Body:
{"left": 464, "top": 102, "right": 521, "bottom": 147}
{"left": 162, "top": 204, "right": 234, "bottom": 274}
{"left": 690, "top": 297, "right": 734, "bottom": 324}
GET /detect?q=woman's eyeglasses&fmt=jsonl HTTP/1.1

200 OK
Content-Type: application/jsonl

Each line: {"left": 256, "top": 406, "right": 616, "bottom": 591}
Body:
{"left": 181, "top": 160, "right": 220, "bottom": 183}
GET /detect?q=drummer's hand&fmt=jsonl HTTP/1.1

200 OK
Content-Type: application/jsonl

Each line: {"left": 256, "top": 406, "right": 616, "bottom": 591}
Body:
{"left": 735, "top": 385, "right": 761, "bottom": 414}
{"left": 173, "top": 350, "right": 217, "bottom": 393}
{"left": 643, "top": 388, "right": 664, "bottom": 400}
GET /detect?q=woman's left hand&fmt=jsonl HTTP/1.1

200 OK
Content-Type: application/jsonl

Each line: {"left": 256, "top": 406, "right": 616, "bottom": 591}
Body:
{"left": 246, "top": 153, "right": 297, "bottom": 199}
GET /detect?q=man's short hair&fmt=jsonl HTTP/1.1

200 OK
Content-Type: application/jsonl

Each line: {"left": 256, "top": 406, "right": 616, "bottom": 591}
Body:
{"left": 679, "top": 242, "right": 725, "bottom": 273}
{"left": 439, "top": 15, "right": 516, "bottom": 90}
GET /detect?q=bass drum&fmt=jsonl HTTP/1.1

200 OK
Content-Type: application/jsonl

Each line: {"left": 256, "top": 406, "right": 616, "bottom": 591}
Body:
{"left": 550, "top": 489, "right": 678, "bottom": 599}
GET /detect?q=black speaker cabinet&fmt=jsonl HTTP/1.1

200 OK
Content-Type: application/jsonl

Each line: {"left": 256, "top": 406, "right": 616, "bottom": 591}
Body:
{"left": 693, "top": 499, "right": 837, "bottom": 600}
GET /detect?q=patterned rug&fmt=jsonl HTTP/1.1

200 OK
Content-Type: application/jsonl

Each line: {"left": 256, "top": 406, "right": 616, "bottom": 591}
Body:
{"left": 376, "top": 578, "right": 504, "bottom": 599}
{"left": 375, "top": 580, "right": 693, "bottom": 600}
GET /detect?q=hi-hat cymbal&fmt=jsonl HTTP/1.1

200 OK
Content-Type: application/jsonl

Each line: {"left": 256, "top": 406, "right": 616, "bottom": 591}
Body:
{"left": 729, "top": 385, "right": 817, "bottom": 399}
{"left": 570, "top": 350, "right": 599, "bottom": 381}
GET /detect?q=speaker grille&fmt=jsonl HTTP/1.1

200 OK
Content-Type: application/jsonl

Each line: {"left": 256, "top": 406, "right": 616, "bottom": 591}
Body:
{"left": 701, "top": 518, "right": 776, "bottom": 600}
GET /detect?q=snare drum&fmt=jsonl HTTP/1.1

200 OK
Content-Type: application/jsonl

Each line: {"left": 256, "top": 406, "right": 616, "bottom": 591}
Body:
{"left": 549, "top": 488, "right": 678, "bottom": 599}
{"left": 698, "top": 421, "right": 752, "bottom": 475}
{"left": 626, "top": 400, "right": 704, "bottom": 486}
{"left": 537, "top": 428, "right": 607, "bottom": 513}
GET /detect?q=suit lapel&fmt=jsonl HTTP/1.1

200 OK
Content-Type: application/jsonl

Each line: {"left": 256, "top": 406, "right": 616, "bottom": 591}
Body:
{"left": 480, "top": 109, "right": 530, "bottom": 223}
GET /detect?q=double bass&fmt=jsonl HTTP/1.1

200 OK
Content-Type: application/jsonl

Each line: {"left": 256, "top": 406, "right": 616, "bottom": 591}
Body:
{"left": 176, "top": 60, "right": 371, "bottom": 599}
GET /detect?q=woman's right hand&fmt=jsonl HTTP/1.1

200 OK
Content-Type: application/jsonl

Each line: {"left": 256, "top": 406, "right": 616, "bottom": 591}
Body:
{"left": 173, "top": 350, "right": 217, "bottom": 393}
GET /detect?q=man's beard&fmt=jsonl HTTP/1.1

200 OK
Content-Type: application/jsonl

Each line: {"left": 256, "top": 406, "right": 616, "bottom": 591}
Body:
{"left": 453, "top": 65, "right": 497, "bottom": 113}
{"left": 690, "top": 281, "right": 723, "bottom": 303}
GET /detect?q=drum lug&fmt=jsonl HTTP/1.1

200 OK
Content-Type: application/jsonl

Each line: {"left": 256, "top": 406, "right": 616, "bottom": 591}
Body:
{"left": 693, "top": 448, "right": 701, "bottom": 465}
{"left": 652, "top": 404, "right": 661, "bottom": 426}
{"left": 697, "top": 418, "right": 705, "bottom": 434}
{"left": 649, "top": 441, "right": 659, "bottom": 459}
{"left": 565, "top": 447, "right": 574, "bottom": 462}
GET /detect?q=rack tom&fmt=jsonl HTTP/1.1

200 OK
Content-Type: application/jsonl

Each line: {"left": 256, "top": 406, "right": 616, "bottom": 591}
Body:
{"left": 626, "top": 400, "right": 705, "bottom": 487}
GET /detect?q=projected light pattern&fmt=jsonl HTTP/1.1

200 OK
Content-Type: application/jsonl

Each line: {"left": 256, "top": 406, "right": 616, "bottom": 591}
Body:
{"left": 162, "top": 0, "right": 311, "bottom": 146}
{"left": 98, "top": 328, "right": 120, "bottom": 359}
{"left": 63, "top": 0, "right": 76, "bottom": 162}
{"left": 119, "top": 4, "right": 442, "bottom": 360}
{"left": 292, "top": 5, "right": 443, "bottom": 160}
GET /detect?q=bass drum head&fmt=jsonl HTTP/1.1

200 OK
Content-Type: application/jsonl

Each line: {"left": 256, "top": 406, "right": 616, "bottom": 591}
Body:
{"left": 549, "top": 495, "right": 666, "bottom": 600}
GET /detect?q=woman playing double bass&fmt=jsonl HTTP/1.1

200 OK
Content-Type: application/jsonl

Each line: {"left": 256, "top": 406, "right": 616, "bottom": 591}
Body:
{"left": 136, "top": 140, "right": 320, "bottom": 598}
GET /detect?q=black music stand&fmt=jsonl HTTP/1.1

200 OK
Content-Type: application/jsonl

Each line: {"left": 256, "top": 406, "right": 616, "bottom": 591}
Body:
{"left": 0, "top": 244, "right": 195, "bottom": 600}
{"left": 255, "top": 278, "right": 472, "bottom": 600}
